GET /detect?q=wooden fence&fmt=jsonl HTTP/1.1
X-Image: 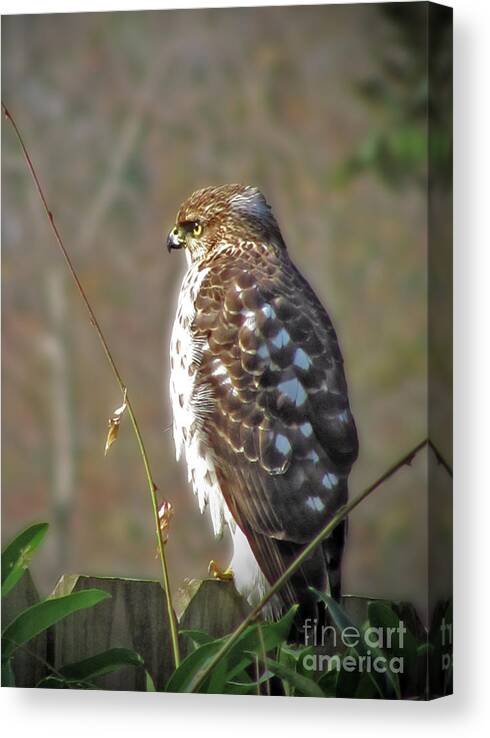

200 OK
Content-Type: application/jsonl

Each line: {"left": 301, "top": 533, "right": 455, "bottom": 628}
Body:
{"left": 2, "top": 571, "right": 425, "bottom": 691}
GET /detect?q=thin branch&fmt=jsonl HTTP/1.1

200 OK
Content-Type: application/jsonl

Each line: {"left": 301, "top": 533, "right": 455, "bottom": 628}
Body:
{"left": 187, "top": 438, "right": 429, "bottom": 693}
{"left": 428, "top": 439, "right": 453, "bottom": 478}
{"left": 2, "top": 101, "right": 180, "bottom": 669}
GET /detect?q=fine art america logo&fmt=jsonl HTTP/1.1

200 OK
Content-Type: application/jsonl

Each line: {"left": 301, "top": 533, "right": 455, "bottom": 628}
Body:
{"left": 302, "top": 618, "right": 407, "bottom": 674}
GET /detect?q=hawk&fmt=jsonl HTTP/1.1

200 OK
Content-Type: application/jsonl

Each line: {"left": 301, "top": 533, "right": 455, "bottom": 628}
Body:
{"left": 166, "top": 184, "right": 358, "bottom": 626}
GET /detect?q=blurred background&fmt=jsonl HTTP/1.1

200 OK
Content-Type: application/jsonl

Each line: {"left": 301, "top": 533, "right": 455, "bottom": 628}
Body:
{"left": 2, "top": 4, "right": 451, "bottom": 622}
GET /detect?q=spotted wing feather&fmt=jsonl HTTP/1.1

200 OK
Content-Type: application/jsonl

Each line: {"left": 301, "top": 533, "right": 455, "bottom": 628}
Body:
{"left": 192, "top": 242, "right": 358, "bottom": 607}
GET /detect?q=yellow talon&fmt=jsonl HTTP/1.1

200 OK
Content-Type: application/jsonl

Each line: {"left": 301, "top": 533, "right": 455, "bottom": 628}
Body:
{"left": 208, "top": 560, "right": 234, "bottom": 581}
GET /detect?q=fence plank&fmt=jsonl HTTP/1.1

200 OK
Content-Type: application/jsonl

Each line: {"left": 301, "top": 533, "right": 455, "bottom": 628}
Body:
{"left": 51, "top": 575, "right": 177, "bottom": 691}
{"left": 342, "top": 595, "right": 425, "bottom": 639}
{"left": 2, "top": 570, "right": 49, "bottom": 687}
{"left": 178, "top": 578, "right": 251, "bottom": 657}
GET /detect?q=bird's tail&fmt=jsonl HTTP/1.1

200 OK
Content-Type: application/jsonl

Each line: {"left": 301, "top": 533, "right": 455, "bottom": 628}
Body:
{"left": 272, "top": 519, "right": 347, "bottom": 643}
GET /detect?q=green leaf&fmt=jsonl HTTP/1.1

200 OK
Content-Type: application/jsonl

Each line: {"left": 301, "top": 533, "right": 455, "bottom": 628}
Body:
{"left": 1, "top": 523, "right": 49, "bottom": 597}
{"left": 367, "top": 600, "right": 418, "bottom": 696}
{"left": 180, "top": 629, "right": 214, "bottom": 649}
{"left": 317, "top": 668, "right": 338, "bottom": 696}
{"left": 355, "top": 672, "right": 380, "bottom": 699}
{"left": 311, "top": 589, "right": 399, "bottom": 699}
{"left": 1, "top": 658, "right": 16, "bottom": 687}
{"left": 207, "top": 653, "right": 229, "bottom": 694}
{"left": 225, "top": 669, "right": 274, "bottom": 695}
{"left": 36, "top": 676, "right": 71, "bottom": 689}
{"left": 36, "top": 675, "right": 93, "bottom": 689}
{"left": 279, "top": 643, "right": 314, "bottom": 664}
{"left": 145, "top": 671, "right": 156, "bottom": 692}
{"left": 167, "top": 606, "right": 297, "bottom": 693}
{"left": 218, "top": 606, "right": 298, "bottom": 687}
{"left": 165, "top": 638, "right": 224, "bottom": 693}
{"left": 291, "top": 646, "right": 317, "bottom": 678}
{"left": 2, "top": 589, "right": 110, "bottom": 661}
{"left": 264, "top": 657, "right": 325, "bottom": 698}
{"left": 59, "top": 648, "right": 144, "bottom": 682}
{"left": 335, "top": 646, "right": 363, "bottom": 699}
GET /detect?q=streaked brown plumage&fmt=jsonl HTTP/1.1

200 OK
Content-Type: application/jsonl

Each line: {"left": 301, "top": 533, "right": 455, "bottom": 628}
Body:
{"left": 167, "top": 184, "right": 358, "bottom": 626}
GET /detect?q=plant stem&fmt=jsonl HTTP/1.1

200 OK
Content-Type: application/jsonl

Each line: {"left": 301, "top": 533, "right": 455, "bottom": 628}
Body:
{"left": 2, "top": 101, "right": 180, "bottom": 669}
{"left": 187, "top": 438, "right": 428, "bottom": 693}
{"left": 256, "top": 623, "right": 271, "bottom": 696}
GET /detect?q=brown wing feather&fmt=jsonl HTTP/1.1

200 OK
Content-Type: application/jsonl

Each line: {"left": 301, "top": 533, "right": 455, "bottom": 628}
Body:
{"left": 192, "top": 241, "right": 358, "bottom": 605}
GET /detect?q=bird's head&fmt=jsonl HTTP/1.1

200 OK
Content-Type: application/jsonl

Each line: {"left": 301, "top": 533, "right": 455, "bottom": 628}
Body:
{"left": 166, "top": 184, "right": 284, "bottom": 262}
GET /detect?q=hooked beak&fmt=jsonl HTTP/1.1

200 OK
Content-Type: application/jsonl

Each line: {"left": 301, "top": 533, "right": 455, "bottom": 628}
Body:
{"left": 166, "top": 226, "right": 184, "bottom": 253}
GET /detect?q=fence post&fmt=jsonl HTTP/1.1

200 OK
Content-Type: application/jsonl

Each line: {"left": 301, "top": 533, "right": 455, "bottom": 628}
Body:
{"left": 178, "top": 578, "right": 251, "bottom": 657}
{"left": 2, "top": 570, "right": 49, "bottom": 687}
{"left": 51, "top": 575, "right": 178, "bottom": 691}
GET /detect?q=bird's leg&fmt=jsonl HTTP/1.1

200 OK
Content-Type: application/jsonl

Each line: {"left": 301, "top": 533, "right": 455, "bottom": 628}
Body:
{"left": 208, "top": 560, "right": 234, "bottom": 581}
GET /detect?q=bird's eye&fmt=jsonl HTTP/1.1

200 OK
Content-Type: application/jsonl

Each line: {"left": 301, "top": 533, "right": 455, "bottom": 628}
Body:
{"left": 192, "top": 222, "right": 202, "bottom": 237}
